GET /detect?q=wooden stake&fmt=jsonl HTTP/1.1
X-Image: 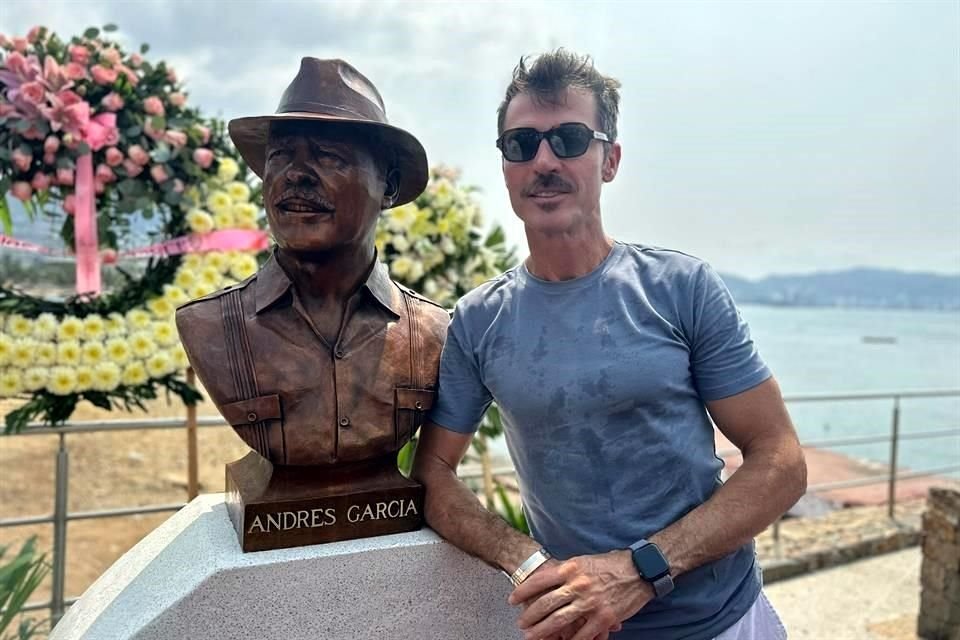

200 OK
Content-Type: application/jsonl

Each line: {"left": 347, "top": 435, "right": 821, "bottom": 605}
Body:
{"left": 186, "top": 367, "right": 199, "bottom": 500}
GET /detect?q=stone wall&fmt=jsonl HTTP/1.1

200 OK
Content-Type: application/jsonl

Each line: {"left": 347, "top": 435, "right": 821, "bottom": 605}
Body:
{"left": 919, "top": 487, "right": 960, "bottom": 640}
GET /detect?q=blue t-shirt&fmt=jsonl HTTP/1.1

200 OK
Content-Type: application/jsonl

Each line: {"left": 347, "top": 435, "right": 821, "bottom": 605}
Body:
{"left": 428, "top": 242, "right": 772, "bottom": 640}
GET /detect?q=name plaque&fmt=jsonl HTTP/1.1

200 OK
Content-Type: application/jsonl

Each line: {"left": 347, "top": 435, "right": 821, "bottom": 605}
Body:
{"left": 226, "top": 452, "right": 425, "bottom": 552}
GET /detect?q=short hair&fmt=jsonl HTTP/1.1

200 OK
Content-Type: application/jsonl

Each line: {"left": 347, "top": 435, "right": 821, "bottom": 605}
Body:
{"left": 496, "top": 49, "right": 622, "bottom": 141}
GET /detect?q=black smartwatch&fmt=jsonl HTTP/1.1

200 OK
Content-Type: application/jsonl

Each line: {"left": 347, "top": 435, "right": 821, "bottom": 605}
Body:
{"left": 629, "top": 540, "right": 674, "bottom": 599}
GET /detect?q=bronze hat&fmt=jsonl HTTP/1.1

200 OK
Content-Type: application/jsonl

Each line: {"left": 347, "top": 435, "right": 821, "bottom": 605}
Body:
{"left": 228, "top": 57, "right": 428, "bottom": 207}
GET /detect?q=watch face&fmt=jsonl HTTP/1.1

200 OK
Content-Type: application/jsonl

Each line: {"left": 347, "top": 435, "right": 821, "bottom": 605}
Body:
{"left": 632, "top": 544, "right": 669, "bottom": 580}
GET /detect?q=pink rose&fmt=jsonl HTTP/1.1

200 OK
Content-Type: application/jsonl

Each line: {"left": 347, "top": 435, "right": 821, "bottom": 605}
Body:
{"left": 43, "top": 152, "right": 56, "bottom": 165}
{"left": 12, "top": 148, "right": 32, "bottom": 172}
{"left": 0, "top": 103, "right": 16, "bottom": 117}
{"left": 94, "top": 181, "right": 105, "bottom": 194}
{"left": 100, "top": 91, "right": 124, "bottom": 111}
{"left": 30, "top": 172, "right": 51, "bottom": 191}
{"left": 39, "top": 90, "right": 89, "bottom": 138}
{"left": 90, "top": 65, "right": 118, "bottom": 85}
{"left": 68, "top": 45, "right": 90, "bottom": 65}
{"left": 43, "top": 135, "right": 60, "bottom": 154}
{"left": 100, "top": 47, "right": 121, "bottom": 66}
{"left": 101, "top": 249, "right": 118, "bottom": 265}
{"left": 143, "top": 96, "right": 164, "bottom": 116}
{"left": 166, "top": 68, "right": 177, "bottom": 84}
{"left": 12, "top": 37, "right": 28, "bottom": 53}
{"left": 143, "top": 118, "right": 164, "bottom": 141}
{"left": 193, "top": 147, "right": 214, "bottom": 169}
{"left": 129, "top": 53, "right": 143, "bottom": 68}
{"left": 63, "top": 62, "right": 87, "bottom": 81}
{"left": 128, "top": 144, "right": 149, "bottom": 166}
{"left": 193, "top": 124, "right": 211, "bottom": 144}
{"left": 122, "top": 159, "right": 143, "bottom": 178}
{"left": 164, "top": 130, "right": 187, "bottom": 148}
{"left": 117, "top": 65, "right": 138, "bottom": 86}
{"left": 0, "top": 35, "right": 11, "bottom": 49}
{"left": 64, "top": 194, "right": 76, "bottom": 215}
{"left": 96, "top": 163, "right": 116, "bottom": 183}
{"left": 19, "top": 80, "right": 45, "bottom": 105}
{"left": 79, "top": 112, "right": 118, "bottom": 151}
{"left": 11, "top": 181, "right": 32, "bottom": 201}
{"left": 26, "top": 26, "right": 42, "bottom": 43}
{"left": 21, "top": 123, "right": 44, "bottom": 140}
{"left": 150, "top": 165, "right": 169, "bottom": 183}
{"left": 105, "top": 147, "right": 124, "bottom": 166}
{"left": 172, "top": 178, "right": 184, "bottom": 193}
{"left": 56, "top": 167, "right": 74, "bottom": 185}
{"left": 169, "top": 92, "right": 186, "bottom": 108}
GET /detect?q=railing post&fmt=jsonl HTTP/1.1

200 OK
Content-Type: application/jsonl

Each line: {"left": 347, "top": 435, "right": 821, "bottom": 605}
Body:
{"left": 480, "top": 434, "right": 495, "bottom": 510}
{"left": 51, "top": 433, "right": 69, "bottom": 624}
{"left": 887, "top": 395, "right": 901, "bottom": 519}
{"left": 186, "top": 368, "right": 199, "bottom": 500}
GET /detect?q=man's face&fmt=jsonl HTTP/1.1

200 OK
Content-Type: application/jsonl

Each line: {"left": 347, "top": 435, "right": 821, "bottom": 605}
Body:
{"left": 500, "top": 88, "right": 620, "bottom": 235}
{"left": 263, "top": 122, "right": 387, "bottom": 254}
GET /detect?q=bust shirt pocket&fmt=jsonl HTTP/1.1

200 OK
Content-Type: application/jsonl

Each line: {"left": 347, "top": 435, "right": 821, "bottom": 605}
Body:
{"left": 395, "top": 387, "right": 436, "bottom": 446}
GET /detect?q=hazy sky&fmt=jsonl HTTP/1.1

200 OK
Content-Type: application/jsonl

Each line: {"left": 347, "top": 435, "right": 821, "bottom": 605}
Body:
{"left": 2, "top": 0, "right": 958, "bottom": 278}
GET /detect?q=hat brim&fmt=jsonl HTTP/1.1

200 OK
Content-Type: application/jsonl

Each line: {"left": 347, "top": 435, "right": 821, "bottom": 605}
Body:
{"left": 228, "top": 112, "right": 428, "bottom": 207}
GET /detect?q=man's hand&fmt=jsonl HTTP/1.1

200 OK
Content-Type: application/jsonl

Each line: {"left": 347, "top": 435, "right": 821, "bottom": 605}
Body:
{"left": 509, "top": 550, "right": 652, "bottom": 640}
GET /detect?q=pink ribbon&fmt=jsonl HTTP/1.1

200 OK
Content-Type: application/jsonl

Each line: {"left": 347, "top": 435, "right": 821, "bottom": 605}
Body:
{"left": 116, "top": 229, "right": 270, "bottom": 259}
{"left": 0, "top": 234, "right": 57, "bottom": 254}
{"left": 74, "top": 154, "right": 100, "bottom": 296}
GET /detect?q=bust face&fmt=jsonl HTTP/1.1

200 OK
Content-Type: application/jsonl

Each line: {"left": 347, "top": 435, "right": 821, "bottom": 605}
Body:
{"left": 262, "top": 121, "right": 387, "bottom": 254}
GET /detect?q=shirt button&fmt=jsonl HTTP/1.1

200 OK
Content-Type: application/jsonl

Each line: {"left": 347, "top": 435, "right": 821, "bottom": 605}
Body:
{"left": 247, "top": 412, "right": 258, "bottom": 422}
{"left": 339, "top": 417, "right": 350, "bottom": 427}
{"left": 335, "top": 348, "right": 345, "bottom": 359}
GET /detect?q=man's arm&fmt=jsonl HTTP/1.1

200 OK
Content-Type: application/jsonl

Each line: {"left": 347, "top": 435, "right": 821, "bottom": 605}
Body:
{"left": 510, "top": 376, "right": 807, "bottom": 640}
{"left": 411, "top": 421, "right": 541, "bottom": 574}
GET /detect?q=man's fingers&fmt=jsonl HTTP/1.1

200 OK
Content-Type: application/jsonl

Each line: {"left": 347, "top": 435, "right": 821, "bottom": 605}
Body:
{"left": 509, "top": 563, "right": 564, "bottom": 605}
{"left": 569, "top": 616, "right": 614, "bottom": 640}
{"left": 516, "top": 586, "right": 574, "bottom": 628}
{"left": 522, "top": 603, "right": 582, "bottom": 640}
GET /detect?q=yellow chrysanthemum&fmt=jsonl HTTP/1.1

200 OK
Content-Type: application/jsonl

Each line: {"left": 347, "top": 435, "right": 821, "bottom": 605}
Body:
{"left": 203, "top": 252, "right": 228, "bottom": 273}
{"left": 48, "top": 367, "right": 77, "bottom": 395}
{"left": 5, "top": 314, "right": 32, "bottom": 338}
{"left": 11, "top": 339, "right": 36, "bottom": 369}
{"left": 206, "top": 190, "right": 233, "bottom": 215}
{"left": 129, "top": 331, "right": 157, "bottom": 359}
{"left": 147, "top": 297, "right": 174, "bottom": 320}
{"left": 391, "top": 234, "right": 410, "bottom": 252}
{"left": 200, "top": 267, "right": 223, "bottom": 288}
{"left": 32, "top": 313, "right": 58, "bottom": 340}
{"left": 0, "top": 370, "right": 22, "bottom": 397}
{"left": 122, "top": 361, "right": 148, "bottom": 386}
{"left": 390, "top": 256, "right": 414, "bottom": 279}
{"left": 105, "top": 338, "right": 132, "bottom": 365}
{"left": 152, "top": 321, "right": 178, "bottom": 347}
{"left": 386, "top": 204, "right": 418, "bottom": 232}
{"left": 186, "top": 208, "right": 214, "bottom": 234}
{"left": 22, "top": 367, "right": 49, "bottom": 392}
{"left": 105, "top": 312, "right": 127, "bottom": 337}
{"left": 229, "top": 254, "right": 258, "bottom": 281}
{"left": 74, "top": 366, "right": 95, "bottom": 392}
{"left": 162, "top": 285, "right": 189, "bottom": 308}
{"left": 188, "top": 282, "right": 216, "bottom": 300}
{"left": 226, "top": 181, "right": 251, "bottom": 202}
{"left": 57, "top": 340, "right": 81, "bottom": 366}
{"left": 82, "top": 314, "right": 106, "bottom": 341}
{"left": 57, "top": 316, "right": 84, "bottom": 342}
{"left": 233, "top": 202, "right": 258, "bottom": 221}
{"left": 174, "top": 268, "right": 197, "bottom": 289}
{"left": 81, "top": 341, "right": 106, "bottom": 365}
{"left": 217, "top": 158, "right": 240, "bottom": 182}
{"left": 0, "top": 333, "right": 13, "bottom": 366}
{"left": 146, "top": 351, "right": 174, "bottom": 378}
{"left": 171, "top": 344, "right": 189, "bottom": 370}
{"left": 213, "top": 209, "right": 235, "bottom": 229}
{"left": 92, "top": 362, "right": 121, "bottom": 392}
{"left": 35, "top": 341, "right": 56, "bottom": 366}
{"left": 126, "top": 309, "right": 152, "bottom": 331}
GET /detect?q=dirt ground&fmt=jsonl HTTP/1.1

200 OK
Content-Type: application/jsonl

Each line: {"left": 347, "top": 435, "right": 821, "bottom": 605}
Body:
{"left": 0, "top": 394, "right": 248, "bottom": 611}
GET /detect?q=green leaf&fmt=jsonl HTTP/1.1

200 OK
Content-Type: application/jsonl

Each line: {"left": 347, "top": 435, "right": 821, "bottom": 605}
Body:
{"left": 125, "top": 125, "right": 142, "bottom": 138}
{"left": 0, "top": 196, "right": 11, "bottom": 236}
{"left": 140, "top": 43, "right": 150, "bottom": 54}
{"left": 76, "top": 141, "right": 91, "bottom": 156}
{"left": 103, "top": 23, "right": 118, "bottom": 32}
{"left": 83, "top": 27, "right": 100, "bottom": 39}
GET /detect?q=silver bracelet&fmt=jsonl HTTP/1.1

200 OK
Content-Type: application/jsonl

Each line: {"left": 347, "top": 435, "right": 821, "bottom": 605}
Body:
{"left": 508, "top": 548, "right": 551, "bottom": 586}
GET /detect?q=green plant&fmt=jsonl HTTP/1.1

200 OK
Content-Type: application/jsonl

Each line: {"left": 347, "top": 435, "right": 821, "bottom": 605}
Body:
{"left": 0, "top": 537, "right": 49, "bottom": 640}
{"left": 494, "top": 481, "right": 529, "bottom": 535}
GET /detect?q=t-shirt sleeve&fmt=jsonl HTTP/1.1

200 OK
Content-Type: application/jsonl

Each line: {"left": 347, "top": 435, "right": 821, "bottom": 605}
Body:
{"left": 688, "top": 263, "right": 772, "bottom": 401}
{"left": 426, "top": 307, "right": 493, "bottom": 433}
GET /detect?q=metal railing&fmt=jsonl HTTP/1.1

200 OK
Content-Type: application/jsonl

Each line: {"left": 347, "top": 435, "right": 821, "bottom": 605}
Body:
{"left": 1, "top": 388, "right": 958, "bottom": 624}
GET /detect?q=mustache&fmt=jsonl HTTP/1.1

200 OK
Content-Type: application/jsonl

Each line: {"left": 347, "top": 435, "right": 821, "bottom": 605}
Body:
{"left": 273, "top": 188, "right": 335, "bottom": 211}
{"left": 522, "top": 173, "right": 574, "bottom": 196}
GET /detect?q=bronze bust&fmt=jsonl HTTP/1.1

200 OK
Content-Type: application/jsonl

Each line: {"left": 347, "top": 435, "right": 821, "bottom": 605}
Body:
{"left": 175, "top": 58, "right": 449, "bottom": 550}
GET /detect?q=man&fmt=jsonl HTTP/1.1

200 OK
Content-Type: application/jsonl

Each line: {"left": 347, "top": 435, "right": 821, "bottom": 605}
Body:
{"left": 177, "top": 58, "right": 448, "bottom": 470}
{"left": 411, "top": 51, "right": 806, "bottom": 640}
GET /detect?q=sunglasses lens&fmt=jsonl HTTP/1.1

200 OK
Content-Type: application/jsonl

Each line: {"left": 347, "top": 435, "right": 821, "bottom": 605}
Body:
{"left": 501, "top": 129, "right": 542, "bottom": 162}
{"left": 548, "top": 124, "right": 592, "bottom": 158}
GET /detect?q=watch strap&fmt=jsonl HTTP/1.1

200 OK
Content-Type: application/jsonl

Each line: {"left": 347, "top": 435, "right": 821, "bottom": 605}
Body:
{"left": 508, "top": 548, "right": 551, "bottom": 586}
{"left": 629, "top": 539, "right": 675, "bottom": 599}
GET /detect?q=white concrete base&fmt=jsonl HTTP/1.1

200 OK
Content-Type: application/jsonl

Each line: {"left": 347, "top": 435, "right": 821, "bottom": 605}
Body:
{"left": 51, "top": 494, "right": 522, "bottom": 640}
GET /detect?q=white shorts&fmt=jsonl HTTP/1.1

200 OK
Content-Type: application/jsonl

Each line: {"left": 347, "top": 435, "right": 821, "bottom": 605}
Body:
{"left": 713, "top": 591, "right": 788, "bottom": 640}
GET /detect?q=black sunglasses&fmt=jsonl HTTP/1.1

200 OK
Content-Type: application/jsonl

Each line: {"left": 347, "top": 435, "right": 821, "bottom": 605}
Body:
{"left": 496, "top": 122, "right": 610, "bottom": 162}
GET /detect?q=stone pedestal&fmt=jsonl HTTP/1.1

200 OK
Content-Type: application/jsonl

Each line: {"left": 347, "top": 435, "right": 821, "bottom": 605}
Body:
{"left": 50, "top": 494, "right": 522, "bottom": 640}
{"left": 919, "top": 487, "right": 960, "bottom": 640}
